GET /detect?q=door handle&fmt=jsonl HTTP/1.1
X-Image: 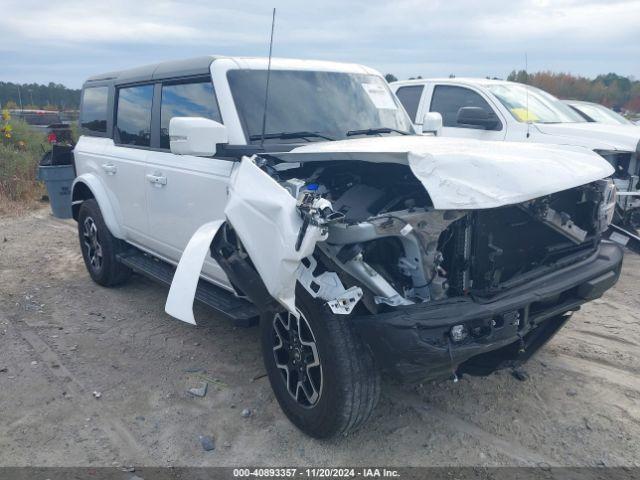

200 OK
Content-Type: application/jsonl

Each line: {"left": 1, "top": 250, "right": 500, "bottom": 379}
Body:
{"left": 146, "top": 173, "right": 167, "bottom": 187}
{"left": 101, "top": 163, "right": 117, "bottom": 175}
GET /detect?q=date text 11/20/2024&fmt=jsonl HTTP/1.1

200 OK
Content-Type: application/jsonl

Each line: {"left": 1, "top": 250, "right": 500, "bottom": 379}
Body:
{"left": 232, "top": 468, "right": 400, "bottom": 478}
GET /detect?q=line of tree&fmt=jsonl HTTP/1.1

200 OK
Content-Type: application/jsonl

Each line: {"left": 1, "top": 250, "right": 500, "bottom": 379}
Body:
{"left": 0, "top": 82, "right": 81, "bottom": 111}
{"left": 507, "top": 71, "right": 640, "bottom": 113}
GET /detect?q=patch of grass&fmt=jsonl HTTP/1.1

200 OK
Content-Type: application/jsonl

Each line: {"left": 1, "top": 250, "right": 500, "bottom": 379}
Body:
{"left": 0, "top": 117, "right": 49, "bottom": 214}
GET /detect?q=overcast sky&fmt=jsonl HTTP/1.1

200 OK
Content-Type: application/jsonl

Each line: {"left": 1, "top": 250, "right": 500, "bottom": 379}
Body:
{"left": 1, "top": 0, "right": 639, "bottom": 88}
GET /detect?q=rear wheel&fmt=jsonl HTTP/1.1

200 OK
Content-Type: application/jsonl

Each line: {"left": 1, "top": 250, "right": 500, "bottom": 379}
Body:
{"left": 261, "top": 287, "right": 380, "bottom": 438}
{"left": 77, "top": 199, "right": 131, "bottom": 287}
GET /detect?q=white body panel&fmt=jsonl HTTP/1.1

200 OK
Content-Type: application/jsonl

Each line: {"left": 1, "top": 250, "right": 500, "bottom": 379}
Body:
{"left": 74, "top": 137, "right": 148, "bottom": 242}
{"left": 165, "top": 220, "right": 225, "bottom": 324}
{"left": 277, "top": 135, "right": 614, "bottom": 209}
{"left": 224, "top": 157, "right": 326, "bottom": 314}
{"left": 164, "top": 157, "right": 327, "bottom": 324}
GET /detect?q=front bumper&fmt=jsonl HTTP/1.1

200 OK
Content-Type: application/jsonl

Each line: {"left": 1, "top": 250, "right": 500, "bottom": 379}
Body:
{"left": 351, "top": 242, "right": 623, "bottom": 383}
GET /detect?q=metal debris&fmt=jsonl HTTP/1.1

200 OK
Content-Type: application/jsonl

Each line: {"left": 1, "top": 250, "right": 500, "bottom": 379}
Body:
{"left": 188, "top": 382, "right": 208, "bottom": 397}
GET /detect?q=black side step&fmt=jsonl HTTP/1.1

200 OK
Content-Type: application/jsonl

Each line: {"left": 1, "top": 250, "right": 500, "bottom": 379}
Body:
{"left": 117, "top": 250, "right": 259, "bottom": 327}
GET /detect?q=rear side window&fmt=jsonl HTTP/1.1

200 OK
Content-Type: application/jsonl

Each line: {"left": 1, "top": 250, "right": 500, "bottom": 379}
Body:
{"left": 430, "top": 85, "right": 499, "bottom": 128}
{"left": 80, "top": 86, "right": 108, "bottom": 134}
{"left": 395, "top": 85, "right": 424, "bottom": 122}
{"left": 116, "top": 85, "right": 153, "bottom": 147}
{"left": 160, "top": 81, "right": 221, "bottom": 149}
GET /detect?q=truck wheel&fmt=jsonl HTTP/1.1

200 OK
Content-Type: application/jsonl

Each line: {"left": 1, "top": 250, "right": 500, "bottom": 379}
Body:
{"left": 260, "top": 287, "right": 380, "bottom": 438}
{"left": 77, "top": 199, "right": 131, "bottom": 287}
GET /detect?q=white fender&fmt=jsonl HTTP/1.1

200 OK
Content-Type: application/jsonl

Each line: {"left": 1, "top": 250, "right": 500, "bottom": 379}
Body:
{"left": 223, "top": 157, "right": 326, "bottom": 315}
{"left": 164, "top": 157, "right": 327, "bottom": 324}
{"left": 165, "top": 220, "right": 225, "bottom": 325}
{"left": 72, "top": 174, "right": 125, "bottom": 239}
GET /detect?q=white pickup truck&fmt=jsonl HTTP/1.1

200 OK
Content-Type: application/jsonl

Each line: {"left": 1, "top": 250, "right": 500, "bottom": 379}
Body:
{"left": 72, "top": 57, "right": 622, "bottom": 438}
{"left": 390, "top": 78, "right": 640, "bottom": 230}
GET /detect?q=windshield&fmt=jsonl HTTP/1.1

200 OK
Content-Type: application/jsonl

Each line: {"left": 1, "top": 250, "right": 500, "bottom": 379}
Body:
{"left": 228, "top": 70, "right": 414, "bottom": 143}
{"left": 486, "top": 83, "right": 585, "bottom": 124}
{"left": 570, "top": 102, "right": 632, "bottom": 125}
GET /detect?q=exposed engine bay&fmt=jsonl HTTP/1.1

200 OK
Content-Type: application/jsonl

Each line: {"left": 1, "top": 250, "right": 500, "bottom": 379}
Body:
{"left": 212, "top": 157, "right": 617, "bottom": 317}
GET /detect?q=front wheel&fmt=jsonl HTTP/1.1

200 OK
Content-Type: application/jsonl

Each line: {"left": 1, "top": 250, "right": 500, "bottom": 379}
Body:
{"left": 261, "top": 287, "right": 380, "bottom": 438}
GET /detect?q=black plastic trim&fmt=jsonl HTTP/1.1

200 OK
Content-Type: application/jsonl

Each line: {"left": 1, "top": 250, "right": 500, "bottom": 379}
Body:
{"left": 350, "top": 242, "right": 623, "bottom": 383}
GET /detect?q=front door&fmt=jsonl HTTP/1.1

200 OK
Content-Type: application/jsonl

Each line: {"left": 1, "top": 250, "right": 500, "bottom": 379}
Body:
{"left": 143, "top": 79, "right": 232, "bottom": 287}
{"left": 144, "top": 151, "right": 233, "bottom": 284}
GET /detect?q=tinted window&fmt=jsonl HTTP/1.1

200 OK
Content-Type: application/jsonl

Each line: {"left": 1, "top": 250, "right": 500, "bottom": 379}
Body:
{"left": 430, "top": 85, "right": 500, "bottom": 129}
{"left": 116, "top": 85, "right": 153, "bottom": 147}
{"left": 160, "top": 81, "right": 221, "bottom": 149}
{"left": 395, "top": 85, "right": 424, "bottom": 122}
{"left": 80, "top": 86, "right": 108, "bottom": 134}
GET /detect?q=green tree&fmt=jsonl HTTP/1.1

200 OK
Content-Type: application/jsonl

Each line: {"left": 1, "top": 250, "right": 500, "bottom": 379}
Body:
{"left": 0, "top": 81, "right": 80, "bottom": 110}
{"left": 507, "top": 70, "right": 640, "bottom": 113}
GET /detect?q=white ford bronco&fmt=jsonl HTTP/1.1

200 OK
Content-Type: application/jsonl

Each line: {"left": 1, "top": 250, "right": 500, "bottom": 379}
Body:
{"left": 73, "top": 56, "right": 622, "bottom": 438}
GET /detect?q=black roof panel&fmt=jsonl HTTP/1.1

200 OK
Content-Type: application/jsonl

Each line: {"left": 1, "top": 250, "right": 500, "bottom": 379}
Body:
{"left": 84, "top": 56, "right": 218, "bottom": 87}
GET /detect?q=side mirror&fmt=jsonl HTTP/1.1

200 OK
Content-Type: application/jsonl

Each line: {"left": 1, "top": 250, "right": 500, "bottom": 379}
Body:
{"left": 169, "top": 117, "right": 228, "bottom": 156}
{"left": 456, "top": 106, "right": 499, "bottom": 130}
{"left": 421, "top": 112, "right": 443, "bottom": 136}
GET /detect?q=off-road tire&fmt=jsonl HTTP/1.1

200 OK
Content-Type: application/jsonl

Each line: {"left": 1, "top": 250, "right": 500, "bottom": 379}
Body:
{"left": 261, "top": 286, "right": 380, "bottom": 438}
{"left": 77, "top": 199, "right": 131, "bottom": 287}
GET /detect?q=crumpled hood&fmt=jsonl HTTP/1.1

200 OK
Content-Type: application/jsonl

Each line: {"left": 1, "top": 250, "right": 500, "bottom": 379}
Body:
{"left": 273, "top": 135, "right": 614, "bottom": 209}
{"left": 534, "top": 122, "right": 640, "bottom": 151}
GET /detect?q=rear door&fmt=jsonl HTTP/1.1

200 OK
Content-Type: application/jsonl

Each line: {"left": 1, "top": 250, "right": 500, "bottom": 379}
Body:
{"left": 428, "top": 84, "right": 507, "bottom": 140}
{"left": 101, "top": 84, "right": 154, "bottom": 244}
{"left": 144, "top": 78, "right": 232, "bottom": 286}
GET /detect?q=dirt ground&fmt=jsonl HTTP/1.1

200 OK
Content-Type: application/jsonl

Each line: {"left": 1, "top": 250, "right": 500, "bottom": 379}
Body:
{"left": 1, "top": 207, "right": 639, "bottom": 468}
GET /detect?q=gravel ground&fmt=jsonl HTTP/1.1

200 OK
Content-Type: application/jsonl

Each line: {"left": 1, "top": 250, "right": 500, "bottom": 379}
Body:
{"left": 1, "top": 208, "right": 639, "bottom": 467}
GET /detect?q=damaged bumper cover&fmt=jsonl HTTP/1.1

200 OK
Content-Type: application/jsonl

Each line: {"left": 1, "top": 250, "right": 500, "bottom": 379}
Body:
{"left": 350, "top": 242, "right": 623, "bottom": 383}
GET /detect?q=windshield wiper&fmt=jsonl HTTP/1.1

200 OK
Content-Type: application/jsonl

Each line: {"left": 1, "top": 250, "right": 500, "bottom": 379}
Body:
{"left": 346, "top": 127, "right": 411, "bottom": 137}
{"left": 249, "top": 131, "right": 334, "bottom": 142}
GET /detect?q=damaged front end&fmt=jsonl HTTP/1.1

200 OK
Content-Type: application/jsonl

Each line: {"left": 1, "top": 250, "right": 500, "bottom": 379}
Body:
{"left": 167, "top": 143, "right": 622, "bottom": 383}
